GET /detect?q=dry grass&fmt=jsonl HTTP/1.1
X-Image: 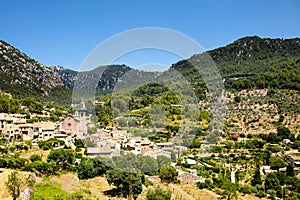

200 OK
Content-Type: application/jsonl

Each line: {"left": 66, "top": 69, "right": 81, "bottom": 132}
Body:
{"left": 0, "top": 169, "right": 269, "bottom": 200}
{"left": 0, "top": 169, "right": 13, "bottom": 200}
{"left": 37, "top": 173, "right": 123, "bottom": 200}
{"left": 0, "top": 169, "right": 31, "bottom": 200}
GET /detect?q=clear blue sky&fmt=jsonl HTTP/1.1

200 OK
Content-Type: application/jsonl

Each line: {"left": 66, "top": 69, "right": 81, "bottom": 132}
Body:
{"left": 0, "top": 0, "right": 299, "bottom": 71}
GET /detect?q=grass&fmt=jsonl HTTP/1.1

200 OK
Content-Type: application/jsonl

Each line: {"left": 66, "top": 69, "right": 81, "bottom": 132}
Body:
{"left": 31, "top": 182, "right": 71, "bottom": 200}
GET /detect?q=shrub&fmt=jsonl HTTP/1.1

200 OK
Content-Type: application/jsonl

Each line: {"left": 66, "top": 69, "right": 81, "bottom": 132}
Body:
{"left": 29, "top": 154, "right": 42, "bottom": 162}
{"left": 146, "top": 185, "right": 171, "bottom": 200}
{"left": 239, "top": 184, "right": 257, "bottom": 194}
{"left": 256, "top": 190, "right": 266, "bottom": 198}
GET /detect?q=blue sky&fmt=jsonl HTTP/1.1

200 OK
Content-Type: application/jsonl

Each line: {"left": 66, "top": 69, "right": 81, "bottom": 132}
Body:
{"left": 0, "top": 0, "right": 299, "bottom": 71}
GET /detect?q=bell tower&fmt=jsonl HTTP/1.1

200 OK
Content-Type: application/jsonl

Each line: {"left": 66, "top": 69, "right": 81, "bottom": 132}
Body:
{"left": 78, "top": 98, "right": 87, "bottom": 118}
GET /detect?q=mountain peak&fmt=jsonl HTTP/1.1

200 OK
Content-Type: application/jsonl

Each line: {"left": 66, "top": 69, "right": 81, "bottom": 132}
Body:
{"left": 0, "top": 40, "right": 65, "bottom": 99}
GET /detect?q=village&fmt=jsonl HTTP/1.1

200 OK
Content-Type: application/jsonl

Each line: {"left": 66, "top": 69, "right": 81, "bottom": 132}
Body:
{"left": 0, "top": 99, "right": 209, "bottom": 184}
{"left": 1, "top": 96, "right": 300, "bottom": 195}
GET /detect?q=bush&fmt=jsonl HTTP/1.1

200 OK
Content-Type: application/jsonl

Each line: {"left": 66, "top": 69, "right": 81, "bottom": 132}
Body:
{"left": 38, "top": 138, "right": 65, "bottom": 150}
{"left": 256, "top": 190, "right": 266, "bottom": 198}
{"left": 239, "top": 184, "right": 257, "bottom": 194}
{"left": 197, "top": 180, "right": 213, "bottom": 189}
{"left": 29, "top": 154, "right": 42, "bottom": 162}
{"left": 146, "top": 185, "right": 171, "bottom": 200}
{"left": 26, "top": 161, "right": 56, "bottom": 176}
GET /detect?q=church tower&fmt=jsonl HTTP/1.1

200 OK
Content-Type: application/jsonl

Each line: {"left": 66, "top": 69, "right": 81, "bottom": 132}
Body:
{"left": 75, "top": 99, "right": 90, "bottom": 137}
{"left": 78, "top": 98, "right": 87, "bottom": 118}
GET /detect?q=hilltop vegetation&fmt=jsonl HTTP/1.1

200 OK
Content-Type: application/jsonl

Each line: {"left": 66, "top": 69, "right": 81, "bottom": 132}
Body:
{"left": 171, "top": 36, "right": 300, "bottom": 92}
{"left": 1, "top": 36, "right": 299, "bottom": 107}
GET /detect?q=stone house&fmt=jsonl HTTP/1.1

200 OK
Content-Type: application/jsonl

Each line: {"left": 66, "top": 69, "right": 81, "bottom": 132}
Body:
{"left": 178, "top": 172, "right": 205, "bottom": 185}
{"left": 285, "top": 154, "right": 300, "bottom": 168}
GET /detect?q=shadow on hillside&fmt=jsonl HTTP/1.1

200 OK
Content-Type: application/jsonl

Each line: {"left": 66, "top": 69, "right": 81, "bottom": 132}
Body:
{"left": 103, "top": 188, "right": 120, "bottom": 198}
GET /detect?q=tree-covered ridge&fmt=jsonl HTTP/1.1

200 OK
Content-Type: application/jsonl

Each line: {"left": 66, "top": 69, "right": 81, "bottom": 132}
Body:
{"left": 171, "top": 36, "right": 300, "bottom": 91}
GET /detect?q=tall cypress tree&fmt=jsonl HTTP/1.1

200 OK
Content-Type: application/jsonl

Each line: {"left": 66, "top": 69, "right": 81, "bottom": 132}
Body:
{"left": 251, "top": 164, "right": 262, "bottom": 187}
{"left": 286, "top": 164, "right": 295, "bottom": 177}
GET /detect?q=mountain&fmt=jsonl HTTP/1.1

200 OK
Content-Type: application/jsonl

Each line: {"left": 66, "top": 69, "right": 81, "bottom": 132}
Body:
{"left": 0, "top": 40, "right": 71, "bottom": 104}
{"left": 1, "top": 36, "right": 299, "bottom": 104}
{"left": 53, "top": 64, "right": 161, "bottom": 100}
{"left": 51, "top": 65, "right": 77, "bottom": 90}
{"left": 171, "top": 36, "right": 300, "bottom": 91}
{"left": 0, "top": 39, "right": 159, "bottom": 104}
{"left": 121, "top": 36, "right": 300, "bottom": 138}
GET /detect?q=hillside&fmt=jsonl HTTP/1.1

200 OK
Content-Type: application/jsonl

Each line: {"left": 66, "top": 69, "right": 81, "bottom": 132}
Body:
{"left": 0, "top": 40, "right": 71, "bottom": 104}
{"left": 110, "top": 36, "right": 300, "bottom": 139}
{"left": 52, "top": 65, "right": 77, "bottom": 90}
{"left": 68, "top": 64, "right": 160, "bottom": 100}
{"left": 1, "top": 36, "right": 299, "bottom": 105}
{"left": 171, "top": 36, "right": 300, "bottom": 92}
{"left": 0, "top": 40, "right": 156, "bottom": 104}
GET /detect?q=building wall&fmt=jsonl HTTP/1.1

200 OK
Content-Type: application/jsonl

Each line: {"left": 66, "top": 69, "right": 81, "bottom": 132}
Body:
{"left": 60, "top": 116, "right": 78, "bottom": 134}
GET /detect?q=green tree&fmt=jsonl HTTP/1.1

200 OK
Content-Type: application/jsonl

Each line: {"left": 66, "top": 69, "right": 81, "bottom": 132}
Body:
{"left": 74, "top": 139, "right": 84, "bottom": 148}
{"left": 159, "top": 166, "right": 178, "bottom": 183}
{"left": 27, "top": 161, "right": 55, "bottom": 176}
{"left": 293, "top": 140, "right": 300, "bottom": 149}
{"left": 107, "top": 168, "right": 144, "bottom": 200}
{"left": 265, "top": 173, "right": 281, "bottom": 194}
{"left": 157, "top": 155, "right": 171, "bottom": 169}
{"left": 0, "top": 94, "right": 20, "bottom": 114}
{"left": 138, "top": 155, "right": 158, "bottom": 175}
{"left": 251, "top": 164, "right": 262, "bottom": 187}
{"left": 146, "top": 185, "right": 171, "bottom": 200}
{"left": 234, "top": 95, "right": 241, "bottom": 103}
{"left": 95, "top": 104, "right": 112, "bottom": 128}
{"left": 269, "top": 157, "right": 286, "bottom": 170}
{"left": 47, "top": 149, "right": 75, "bottom": 170}
{"left": 267, "top": 132, "right": 278, "bottom": 143}
{"left": 76, "top": 158, "right": 97, "bottom": 180}
{"left": 286, "top": 164, "right": 295, "bottom": 177}
{"left": 76, "top": 157, "right": 113, "bottom": 180}
{"left": 22, "top": 97, "right": 43, "bottom": 113}
{"left": 221, "top": 180, "right": 238, "bottom": 200}
{"left": 277, "top": 126, "right": 291, "bottom": 140}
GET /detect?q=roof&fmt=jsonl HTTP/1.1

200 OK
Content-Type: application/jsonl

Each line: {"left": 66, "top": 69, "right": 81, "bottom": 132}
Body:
{"left": 54, "top": 134, "right": 68, "bottom": 138}
{"left": 288, "top": 155, "right": 300, "bottom": 161}
{"left": 87, "top": 147, "right": 112, "bottom": 154}
{"left": 156, "top": 142, "right": 173, "bottom": 146}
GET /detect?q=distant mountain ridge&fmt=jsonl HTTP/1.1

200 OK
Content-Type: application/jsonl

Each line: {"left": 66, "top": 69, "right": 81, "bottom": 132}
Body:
{"left": 171, "top": 36, "right": 300, "bottom": 92}
{"left": 0, "top": 40, "right": 65, "bottom": 97}
{"left": 51, "top": 65, "right": 77, "bottom": 90}
{"left": 0, "top": 36, "right": 299, "bottom": 104}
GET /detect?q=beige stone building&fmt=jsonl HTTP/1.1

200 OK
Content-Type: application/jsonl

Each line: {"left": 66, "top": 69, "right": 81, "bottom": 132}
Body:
{"left": 58, "top": 100, "right": 91, "bottom": 138}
